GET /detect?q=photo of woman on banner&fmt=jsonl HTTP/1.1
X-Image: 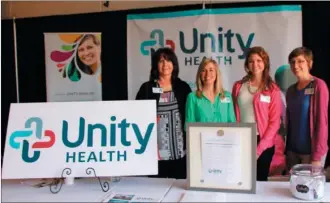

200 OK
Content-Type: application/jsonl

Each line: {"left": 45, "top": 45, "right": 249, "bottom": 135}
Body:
{"left": 232, "top": 46, "right": 282, "bottom": 181}
{"left": 135, "top": 47, "right": 192, "bottom": 179}
{"left": 285, "top": 47, "right": 329, "bottom": 170}
{"left": 75, "top": 34, "right": 101, "bottom": 76}
{"left": 185, "top": 57, "right": 236, "bottom": 124}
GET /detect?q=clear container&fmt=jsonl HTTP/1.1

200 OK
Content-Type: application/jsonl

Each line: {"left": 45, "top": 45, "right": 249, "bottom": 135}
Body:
{"left": 290, "top": 164, "right": 326, "bottom": 201}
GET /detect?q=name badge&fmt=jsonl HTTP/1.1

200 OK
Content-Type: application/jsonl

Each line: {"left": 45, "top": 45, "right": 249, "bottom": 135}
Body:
{"left": 152, "top": 87, "right": 163, "bottom": 94}
{"left": 260, "top": 94, "right": 271, "bottom": 103}
{"left": 305, "top": 88, "right": 314, "bottom": 95}
{"left": 220, "top": 97, "right": 231, "bottom": 103}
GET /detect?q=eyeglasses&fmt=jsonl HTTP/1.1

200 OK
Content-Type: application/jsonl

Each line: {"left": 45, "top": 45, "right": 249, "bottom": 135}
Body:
{"left": 289, "top": 59, "right": 307, "bottom": 65}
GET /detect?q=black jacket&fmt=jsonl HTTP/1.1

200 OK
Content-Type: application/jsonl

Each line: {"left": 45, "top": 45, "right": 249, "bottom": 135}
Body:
{"left": 135, "top": 78, "right": 192, "bottom": 150}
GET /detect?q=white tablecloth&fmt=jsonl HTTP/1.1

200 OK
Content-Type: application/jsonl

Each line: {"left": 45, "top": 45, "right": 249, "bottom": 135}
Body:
{"left": 2, "top": 178, "right": 330, "bottom": 202}
{"left": 1, "top": 177, "right": 175, "bottom": 202}
{"left": 162, "top": 179, "right": 330, "bottom": 202}
{"left": 1, "top": 178, "right": 116, "bottom": 202}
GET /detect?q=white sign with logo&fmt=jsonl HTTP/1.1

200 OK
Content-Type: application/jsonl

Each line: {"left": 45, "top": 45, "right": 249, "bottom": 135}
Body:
{"left": 2, "top": 101, "right": 157, "bottom": 179}
{"left": 127, "top": 5, "right": 302, "bottom": 99}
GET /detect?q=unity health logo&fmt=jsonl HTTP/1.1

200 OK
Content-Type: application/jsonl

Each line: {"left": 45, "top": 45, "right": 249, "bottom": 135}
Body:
{"left": 9, "top": 117, "right": 56, "bottom": 163}
{"left": 8, "top": 116, "right": 155, "bottom": 164}
{"left": 140, "top": 27, "right": 255, "bottom": 67}
{"left": 140, "top": 29, "right": 176, "bottom": 56}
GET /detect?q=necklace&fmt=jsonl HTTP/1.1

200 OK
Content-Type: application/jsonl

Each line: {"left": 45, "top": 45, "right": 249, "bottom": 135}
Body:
{"left": 162, "top": 85, "right": 172, "bottom": 92}
{"left": 247, "top": 81, "right": 260, "bottom": 94}
{"left": 157, "top": 80, "right": 172, "bottom": 92}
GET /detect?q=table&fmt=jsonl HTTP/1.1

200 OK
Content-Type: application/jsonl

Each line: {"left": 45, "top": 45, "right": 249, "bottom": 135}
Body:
{"left": 162, "top": 179, "right": 330, "bottom": 202}
{"left": 1, "top": 178, "right": 117, "bottom": 202}
{"left": 2, "top": 178, "right": 330, "bottom": 202}
{"left": 1, "top": 177, "right": 174, "bottom": 202}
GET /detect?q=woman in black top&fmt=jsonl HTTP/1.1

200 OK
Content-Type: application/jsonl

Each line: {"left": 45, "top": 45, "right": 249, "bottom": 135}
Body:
{"left": 136, "top": 47, "right": 191, "bottom": 179}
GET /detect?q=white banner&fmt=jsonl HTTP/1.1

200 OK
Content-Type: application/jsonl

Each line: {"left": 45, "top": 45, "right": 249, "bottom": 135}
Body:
{"left": 127, "top": 5, "right": 302, "bottom": 99}
{"left": 44, "top": 33, "right": 102, "bottom": 102}
{"left": 2, "top": 101, "right": 157, "bottom": 179}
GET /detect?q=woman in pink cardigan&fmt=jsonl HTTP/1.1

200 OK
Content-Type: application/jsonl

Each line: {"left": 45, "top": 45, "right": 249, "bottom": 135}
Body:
{"left": 285, "top": 47, "right": 329, "bottom": 170}
{"left": 232, "top": 46, "right": 282, "bottom": 181}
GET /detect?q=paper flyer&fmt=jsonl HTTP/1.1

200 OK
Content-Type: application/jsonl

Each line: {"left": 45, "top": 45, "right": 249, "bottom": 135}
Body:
{"left": 102, "top": 192, "right": 162, "bottom": 203}
{"left": 200, "top": 131, "right": 242, "bottom": 185}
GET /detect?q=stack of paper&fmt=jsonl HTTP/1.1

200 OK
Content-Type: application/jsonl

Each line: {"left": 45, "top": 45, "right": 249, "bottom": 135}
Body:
{"left": 102, "top": 192, "right": 162, "bottom": 202}
{"left": 100, "top": 177, "right": 175, "bottom": 203}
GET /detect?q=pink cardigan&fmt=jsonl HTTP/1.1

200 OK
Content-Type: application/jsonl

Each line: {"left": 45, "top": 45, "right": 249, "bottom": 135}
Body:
{"left": 285, "top": 76, "right": 329, "bottom": 161}
{"left": 232, "top": 80, "right": 282, "bottom": 157}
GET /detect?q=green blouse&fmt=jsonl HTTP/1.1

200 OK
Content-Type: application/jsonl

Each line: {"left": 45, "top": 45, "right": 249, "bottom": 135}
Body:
{"left": 185, "top": 91, "right": 236, "bottom": 126}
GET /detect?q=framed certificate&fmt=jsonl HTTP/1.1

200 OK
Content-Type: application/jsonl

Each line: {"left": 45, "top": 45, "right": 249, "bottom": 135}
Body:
{"left": 186, "top": 122, "right": 257, "bottom": 194}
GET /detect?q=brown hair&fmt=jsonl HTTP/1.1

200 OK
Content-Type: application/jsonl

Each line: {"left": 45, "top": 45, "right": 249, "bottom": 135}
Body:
{"left": 242, "top": 46, "right": 274, "bottom": 91}
{"left": 150, "top": 47, "right": 179, "bottom": 83}
{"left": 195, "top": 57, "right": 225, "bottom": 99}
{"left": 288, "top": 47, "right": 313, "bottom": 70}
{"left": 79, "top": 34, "right": 101, "bottom": 46}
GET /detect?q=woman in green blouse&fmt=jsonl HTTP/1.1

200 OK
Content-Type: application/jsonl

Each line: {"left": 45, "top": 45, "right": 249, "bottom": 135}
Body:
{"left": 185, "top": 57, "right": 236, "bottom": 124}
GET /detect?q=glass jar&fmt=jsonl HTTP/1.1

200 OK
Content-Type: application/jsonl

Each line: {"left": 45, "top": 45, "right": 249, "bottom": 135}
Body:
{"left": 290, "top": 164, "right": 326, "bottom": 201}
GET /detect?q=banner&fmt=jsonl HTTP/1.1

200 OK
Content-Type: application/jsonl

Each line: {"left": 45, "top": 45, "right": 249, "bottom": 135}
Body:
{"left": 44, "top": 33, "right": 102, "bottom": 102}
{"left": 127, "top": 5, "right": 302, "bottom": 99}
{"left": 2, "top": 101, "right": 157, "bottom": 179}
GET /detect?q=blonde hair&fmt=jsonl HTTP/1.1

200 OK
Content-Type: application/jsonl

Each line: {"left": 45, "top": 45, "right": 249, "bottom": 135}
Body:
{"left": 195, "top": 57, "right": 225, "bottom": 99}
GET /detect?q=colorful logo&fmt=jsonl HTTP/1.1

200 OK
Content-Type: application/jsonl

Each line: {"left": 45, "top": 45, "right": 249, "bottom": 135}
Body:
{"left": 50, "top": 34, "right": 102, "bottom": 82}
{"left": 140, "top": 27, "right": 255, "bottom": 65}
{"left": 9, "top": 117, "right": 56, "bottom": 163}
{"left": 140, "top": 29, "right": 175, "bottom": 56}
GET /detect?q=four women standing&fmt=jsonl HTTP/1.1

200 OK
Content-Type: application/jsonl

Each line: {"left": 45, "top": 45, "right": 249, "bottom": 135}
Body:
{"left": 136, "top": 46, "right": 329, "bottom": 181}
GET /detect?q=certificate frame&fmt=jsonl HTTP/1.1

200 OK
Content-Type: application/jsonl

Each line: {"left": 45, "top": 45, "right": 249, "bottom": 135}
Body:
{"left": 186, "top": 122, "right": 257, "bottom": 194}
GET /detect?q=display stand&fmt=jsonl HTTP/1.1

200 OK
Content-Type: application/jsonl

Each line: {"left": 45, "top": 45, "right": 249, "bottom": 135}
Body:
{"left": 49, "top": 167, "right": 110, "bottom": 194}
{"left": 85, "top": 167, "right": 110, "bottom": 192}
{"left": 49, "top": 168, "right": 71, "bottom": 194}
